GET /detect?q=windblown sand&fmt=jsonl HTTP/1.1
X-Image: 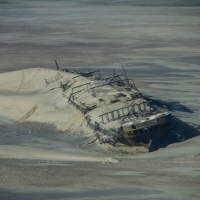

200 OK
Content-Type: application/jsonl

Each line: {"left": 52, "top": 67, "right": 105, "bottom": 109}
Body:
{"left": 0, "top": 1, "right": 200, "bottom": 199}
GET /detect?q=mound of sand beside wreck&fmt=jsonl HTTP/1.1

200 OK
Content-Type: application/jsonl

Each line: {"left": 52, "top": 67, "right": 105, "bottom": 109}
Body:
{"left": 0, "top": 68, "right": 101, "bottom": 150}
{"left": 0, "top": 68, "right": 79, "bottom": 125}
{"left": 0, "top": 68, "right": 132, "bottom": 152}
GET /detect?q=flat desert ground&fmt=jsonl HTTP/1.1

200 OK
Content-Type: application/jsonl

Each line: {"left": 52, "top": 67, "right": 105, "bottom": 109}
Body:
{"left": 0, "top": 0, "right": 200, "bottom": 199}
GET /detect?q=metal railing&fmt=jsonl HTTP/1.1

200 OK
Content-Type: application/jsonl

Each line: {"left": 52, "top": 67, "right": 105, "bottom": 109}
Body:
{"left": 99, "top": 102, "right": 150, "bottom": 124}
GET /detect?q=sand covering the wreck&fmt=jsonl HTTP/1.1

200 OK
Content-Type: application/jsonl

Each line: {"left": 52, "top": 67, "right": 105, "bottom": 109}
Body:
{"left": 0, "top": 68, "right": 83, "bottom": 126}
{"left": 0, "top": 68, "right": 99, "bottom": 146}
{"left": 0, "top": 68, "right": 146, "bottom": 157}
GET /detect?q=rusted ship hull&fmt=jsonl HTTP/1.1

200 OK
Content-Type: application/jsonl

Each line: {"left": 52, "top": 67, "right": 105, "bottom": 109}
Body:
{"left": 118, "top": 112, "right": 172, "bottom": 150}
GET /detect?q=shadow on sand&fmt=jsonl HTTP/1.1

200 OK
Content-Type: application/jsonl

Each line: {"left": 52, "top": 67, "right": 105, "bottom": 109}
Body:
{"left": 146, "top": 97, "right": 199, "bottom": 151}
{"left": 157, "top": 117, "right": 200, "bottom": 150}
{"left": 146, "top": 96, "right": 193, "bottom": 113}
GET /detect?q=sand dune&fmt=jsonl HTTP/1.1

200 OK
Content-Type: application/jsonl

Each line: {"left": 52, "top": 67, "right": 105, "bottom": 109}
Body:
{"left": 0, "top": 0, "right": 200, "bottom": 199}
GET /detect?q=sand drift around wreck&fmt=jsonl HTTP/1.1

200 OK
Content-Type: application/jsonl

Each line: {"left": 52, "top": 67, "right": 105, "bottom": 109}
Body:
{"left": 0, "top": 65, "right": 173, "bottom": 152}
{"left": 55, "top": 63, "right": 172, "bottom": 151}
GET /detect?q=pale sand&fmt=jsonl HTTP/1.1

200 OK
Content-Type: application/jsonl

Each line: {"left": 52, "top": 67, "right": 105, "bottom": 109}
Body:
{"left": 0, "top": 67, "right": 199, "bottom": 200}
{"left": 0, "top": 145, "right": 119, "bottom": 163}
{"left": 0, "top": 1, "right": 200, "bottom": 199}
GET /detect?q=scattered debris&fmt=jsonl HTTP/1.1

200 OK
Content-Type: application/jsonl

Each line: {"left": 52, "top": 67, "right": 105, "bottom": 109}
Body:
{"left": 17, "top": 104, "right": 40, "bottom": 123}
{"left": 45, "top": 72, "right": 63, "bottom": 85}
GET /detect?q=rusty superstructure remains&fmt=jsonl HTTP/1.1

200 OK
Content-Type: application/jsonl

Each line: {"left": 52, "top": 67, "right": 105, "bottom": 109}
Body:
{"left": 55, "top": 60, "right": 171, "bottom": 151}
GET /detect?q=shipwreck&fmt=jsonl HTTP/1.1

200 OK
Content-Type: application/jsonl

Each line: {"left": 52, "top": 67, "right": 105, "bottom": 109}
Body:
{"left": 55, "top": 60, "right": 171, "bottom": 151}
